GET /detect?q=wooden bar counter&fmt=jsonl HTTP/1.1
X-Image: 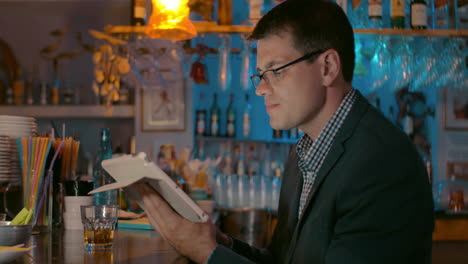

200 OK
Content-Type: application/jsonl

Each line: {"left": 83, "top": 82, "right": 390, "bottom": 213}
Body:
{"left": 14, "top": 228, "right": 189, "bottom": 264}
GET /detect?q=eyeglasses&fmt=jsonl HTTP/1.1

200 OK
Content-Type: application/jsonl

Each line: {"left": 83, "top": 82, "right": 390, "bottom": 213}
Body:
{"left": 250, "top": 50, "right": 325, "bottom": 89}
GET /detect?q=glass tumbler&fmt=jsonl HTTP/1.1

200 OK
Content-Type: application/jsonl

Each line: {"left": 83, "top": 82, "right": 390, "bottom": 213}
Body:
{"left": 80, "top": 205, "right": 119, "bottom": 251}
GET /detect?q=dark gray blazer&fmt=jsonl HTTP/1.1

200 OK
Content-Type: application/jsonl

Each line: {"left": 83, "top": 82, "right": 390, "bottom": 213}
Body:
{"left": 209, "top": 91, "right": 434, "bottom": 264}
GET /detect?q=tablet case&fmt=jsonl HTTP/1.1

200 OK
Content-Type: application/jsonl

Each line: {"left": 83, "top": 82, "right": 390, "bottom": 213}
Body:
{"left": 88, "top": 152, "right": 209, "bottom": 223}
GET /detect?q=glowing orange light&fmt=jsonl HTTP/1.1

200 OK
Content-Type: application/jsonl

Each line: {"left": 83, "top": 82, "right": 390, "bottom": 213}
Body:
{"left": 146, "top": 0, "right": 197, "bottom": 41}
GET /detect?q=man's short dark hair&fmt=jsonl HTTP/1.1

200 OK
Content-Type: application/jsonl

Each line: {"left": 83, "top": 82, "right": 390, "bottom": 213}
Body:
{"left": 249, "top": 0, "right": 355, "bottom": 83}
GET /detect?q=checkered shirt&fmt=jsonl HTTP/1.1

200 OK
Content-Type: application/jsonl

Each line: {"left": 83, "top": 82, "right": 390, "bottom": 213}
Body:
{"left": 296, "top": 88, "right": 357, "bottom": 217}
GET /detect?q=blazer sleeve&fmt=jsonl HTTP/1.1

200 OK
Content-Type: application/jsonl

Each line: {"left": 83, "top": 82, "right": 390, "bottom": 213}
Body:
{"left": 324, "top": 145, "right": 434, "bottom": 264}
{"left": 207, "top": 236, "right": 274, "bottom": 263}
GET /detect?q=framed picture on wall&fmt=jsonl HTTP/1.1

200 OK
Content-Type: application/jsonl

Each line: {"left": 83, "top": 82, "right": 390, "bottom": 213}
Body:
{"left": 141, "top": 69, "right": 185, "bottom": 131}
{"left": 444, "top": 89, "right": 468, "bottom": 130}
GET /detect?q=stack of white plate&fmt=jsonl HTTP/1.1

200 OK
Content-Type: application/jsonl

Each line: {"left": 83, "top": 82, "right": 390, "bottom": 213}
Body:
{"left": 0, "top": 115, "right": 37, "bottom": 138}
{"left": 0, "top": 115, "right": 37, "bottom": 184}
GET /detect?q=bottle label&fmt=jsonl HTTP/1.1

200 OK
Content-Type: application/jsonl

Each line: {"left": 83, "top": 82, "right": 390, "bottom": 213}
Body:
{"left": 211, "top": 121, "right": 218, "bottom": 136}
{"left": 197, "top": 119, "right": 205, "bottom": 135}
{"left": 336, "top": 0, "right": 348, "bottom": 15}
{"left": 391, "top": 0, "right": 405, "bottom": 17}
{"left": 227, "top": 113, "right": 234, "bottom": 122}
{"left": 411, "top": 4, "right": 427, "bottom": 26}
{"left": 243, "top": 113, "right": 250, "bottom": 137}
{"left": 369, "top": 0, "right": 383, "bottom": 17}
{"left": 227, "top": 123, "right": 235, "bottom": 136}
{"left": 51, "top": 87, "right": 59, "bottom": 105}
{"left": 249, "top": 0, "right": 263, "bottom": 21}
{"left": 134, "top": 6, "right": 146, "bottom": 19}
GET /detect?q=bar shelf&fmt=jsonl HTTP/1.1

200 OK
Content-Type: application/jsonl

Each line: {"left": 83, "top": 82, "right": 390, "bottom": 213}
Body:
{"left": 195, "top": 135, "right": 298, "bottom": 145}
{"left": 105, "top": 23, "right": 468, "bottom": 37}
{"left": 0, "top": 105, "right": 135, "bottom": 119}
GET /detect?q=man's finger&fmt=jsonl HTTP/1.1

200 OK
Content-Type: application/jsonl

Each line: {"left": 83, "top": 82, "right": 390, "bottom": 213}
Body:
{"left": 135, "top": 183, "right": 182, "bottom": 223}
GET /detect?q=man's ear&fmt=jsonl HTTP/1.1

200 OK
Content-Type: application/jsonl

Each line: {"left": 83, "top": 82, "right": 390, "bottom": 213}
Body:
{"left": 320, "top": 50, "right": 341, "bottom": 86}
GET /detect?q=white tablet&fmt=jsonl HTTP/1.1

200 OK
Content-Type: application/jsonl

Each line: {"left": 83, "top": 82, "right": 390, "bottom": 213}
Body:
{"left": 89, "top": 152, "right": 209, "bottom": 223}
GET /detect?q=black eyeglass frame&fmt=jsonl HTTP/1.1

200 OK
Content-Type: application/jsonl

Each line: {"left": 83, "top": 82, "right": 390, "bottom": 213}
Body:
{"left": 250, "top": 49, "right": 325, "bottom": 88}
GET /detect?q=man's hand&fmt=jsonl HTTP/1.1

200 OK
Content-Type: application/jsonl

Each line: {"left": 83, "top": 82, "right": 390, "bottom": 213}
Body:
{"left": 135, "top": 183, "right": 218, "bottom": 264}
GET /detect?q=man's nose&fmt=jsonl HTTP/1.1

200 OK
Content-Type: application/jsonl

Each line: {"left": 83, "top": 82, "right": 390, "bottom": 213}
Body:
{"left": 255, "top": 79, "right": 272, "bottom": 97}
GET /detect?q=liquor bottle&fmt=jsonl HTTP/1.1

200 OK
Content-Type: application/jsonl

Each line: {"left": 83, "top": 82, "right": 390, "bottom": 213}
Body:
{"left": 242, "top": 94, "right": 252, "bottom": 138}
{"left": 13, "top": 69, "right": 24, "bottom": 105}
{"left": 435, "top": 0, "right": 458, "bottom": 29}
{"left": 50, "top": 78, "right": 60, "bottom": 105}
{"left": 248, "top": 0, "right": 264, "bottom": 24}
{"left": 131, "top": 0, "right": 146, "bottom": 26}
{"left": 39, "top": 82, "right": 48, "bottom": 105}
{"left": 369, "top": 0, "right": 384, "bottom": 28}
{"left": 218, "top": 0, "right": 233, "bottom": 25}
{"left": 195, "top": 93, "right": 207, "bottom": 136}
{"left": 5, "top": 85, "right": 13, "bottom": 105}
{"left": 209, "top": 93, "right": 220, "bottom": 137}
{"left": 62, "top": 80, "right": 74, "bottom": 104}
{"left": 391, "top": 0, "right": 406, "bottom": 28}
{"left": 226, "top": 93, "right": 236, "bottom": 138}
{"left": 411, "top": 0, "right": 428, "bottom": 28}
{"left": 273, "top": 129, "right": 283, "bottom": 139}
{"left": 93, "top": 128, "right": 117, "bottom": 205}
{"left": 289, "top": 127, "right": 299, "bottom": 139}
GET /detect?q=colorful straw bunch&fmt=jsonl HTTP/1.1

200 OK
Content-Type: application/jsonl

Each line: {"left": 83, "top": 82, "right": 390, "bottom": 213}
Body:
{"left": 55, "top": 137, "right": 80, "bottom": 182}
{"left": 17, "top": 137, "right": 53, "bottom": 220}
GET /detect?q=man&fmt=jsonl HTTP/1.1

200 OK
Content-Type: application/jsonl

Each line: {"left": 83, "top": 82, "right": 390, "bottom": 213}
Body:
{"left": 135, "top": 0, "right": 434, "bottom": 263}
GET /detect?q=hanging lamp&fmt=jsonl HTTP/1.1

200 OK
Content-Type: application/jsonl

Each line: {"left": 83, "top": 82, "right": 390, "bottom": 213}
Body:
{"left": 146, "top": 0, "right": 197, "bottom": 41}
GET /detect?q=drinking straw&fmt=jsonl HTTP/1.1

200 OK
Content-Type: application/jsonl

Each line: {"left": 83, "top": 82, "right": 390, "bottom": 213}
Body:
{"left": 25, "top": 136, "right": 32, "bottom": 208}
{"left": 33, "top": 138, "right": 52, "bottom": 215}
{"left": 62, "top": 123, "right": 65, "bottom": 140}
{"left": 71, "top": 140, "right": 80, "bottom": 180}
{"left": 33, "top": 139, "right": 64, "bottom": 226}
{"left": 29, "top": 137, "right": 43, "bottom": 210}
{"left": 21, "top": 137, "right": 28, "bottom": 205}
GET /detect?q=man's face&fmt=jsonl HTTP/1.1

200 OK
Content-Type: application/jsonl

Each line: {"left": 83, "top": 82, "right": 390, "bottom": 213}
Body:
{"left": 255, "top": 32, "right": 326, "bottom": 132}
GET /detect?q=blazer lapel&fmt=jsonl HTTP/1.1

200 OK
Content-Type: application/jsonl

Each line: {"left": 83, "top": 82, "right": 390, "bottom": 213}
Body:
{"left": 285, "top": 91, "right": 370, "bottom": 263}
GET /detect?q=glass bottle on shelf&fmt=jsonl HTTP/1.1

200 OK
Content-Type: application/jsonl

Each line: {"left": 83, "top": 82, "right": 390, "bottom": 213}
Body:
{"left": 131, "top": 0, "right": 146, "bottom": 26}
{"left": 5, "top": 84, "right": 13, "bottom": 105}
{"left": 411, "top": 0, "right": 428, "bottom": 29}
{"left": 289, "top": 127, "right": 299, "bottom": 139}
{"left": 273, "top": 129, "right": 283, "bottom": 139}
{"left": 248, "top": 0, "right": 264, "bottom": 25}
{"left": 93, "top": 128, "right": 117, "bottom": 205}
{"left": 391, "top": 0, "right": 406, "bottom": 28}
{"left": 196, "top": 93, "right": 207, "bottom": 136}
{"left": 242, "top": 94, "right": 252, "bottom": 138}
{"left": 25, "top": 73, "right": 33, "bottom": 105}
{"left": 435, "top": 0, "right": 449, "bottom": 28}
{"left": 369, "top": 0, "right": 384, "bottom": 28}
{"left": 448, "top": 0, "right": 459, "bottom": 29}
{"left": 13, "top": 68, "right": 24, "bottom": 105}
{"left": 50, "top": 78, "right": 60, "bottom": 105}
{"left": 226, "top": 93, "right": 236, "bottom": 138}
{"left": 218, "top": 0, "right": 233, "bottom": 25}
{"left": 39, "top": 82, "right": 48, "bottom": 105}
{"left": 210, "top": 93, "right": 221, "bottom": 137}
{"left": 62, "top": 80, "right": 74, "bottom": 104}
